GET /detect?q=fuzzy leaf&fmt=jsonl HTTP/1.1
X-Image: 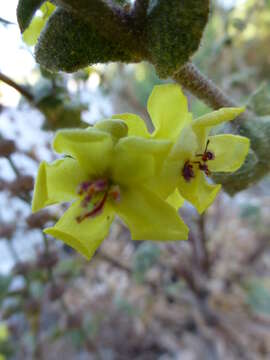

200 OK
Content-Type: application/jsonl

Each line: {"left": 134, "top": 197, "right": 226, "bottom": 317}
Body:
{"left": 35, "top": 8, "right": 134, "bottom": 72}
{"left": 146, "top": 0, "right": 210, "bottom": 78}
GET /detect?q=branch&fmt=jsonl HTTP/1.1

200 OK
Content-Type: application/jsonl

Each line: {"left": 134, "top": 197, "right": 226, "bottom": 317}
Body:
{"left": 0, "top": 72, "right": 34, "bottom": 102}
{"left": 173, "top": 62, "right": 235, "bottom": 109}
{"left": 0, "top": 17, "right": 15, "bottom": 26}
{"left": 173, "top": 62, "right": 251, "bottom": 129}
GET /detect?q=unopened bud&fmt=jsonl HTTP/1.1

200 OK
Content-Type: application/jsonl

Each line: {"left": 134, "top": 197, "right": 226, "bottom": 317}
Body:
{"left": 95, "top": 119, "right": 128, "bottom": 139}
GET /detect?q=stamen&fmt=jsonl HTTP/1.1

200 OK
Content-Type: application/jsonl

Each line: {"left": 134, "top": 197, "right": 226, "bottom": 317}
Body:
{"left": 196, "top": 139, "right": 215, "bottom": 162}
{"left": 76, "top": 179, "right": 121, "bottom": 223}
{"left": 191, "top": 161, "right": 211, "bottom": 177}
{"left": 77, "top": 181, "right": 92, "bottom": 195}
{"left": 76, "top": 192, "right": 108, "bottom": 223}
{"left": 109, "top": 185, "right": 121, "bottom": 203}
{"left": 182, "top": 161, "right": 195, "bottom": 182}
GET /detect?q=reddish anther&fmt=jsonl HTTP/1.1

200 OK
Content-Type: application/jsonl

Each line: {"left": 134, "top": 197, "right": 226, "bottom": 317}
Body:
{"left": 182, "top": 161, "right": 195, "bottom": 182}
{"left": 76, "top": 192, "right": 108, "bottom": 223}
{"left": 76, "top": 179, "right": 121, "bottom": 223}
{"left": 196, "top": 140, "right": 215, "bottom": 162}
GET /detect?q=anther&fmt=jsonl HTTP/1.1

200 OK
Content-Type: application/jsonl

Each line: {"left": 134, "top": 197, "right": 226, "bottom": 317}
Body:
{"left": 182, "top": 161, "right": 195, "bottom": 182}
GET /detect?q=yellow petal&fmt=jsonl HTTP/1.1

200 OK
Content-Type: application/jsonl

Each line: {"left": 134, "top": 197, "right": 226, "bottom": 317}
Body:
{"left": 166, "top": 189, "right": 185, "bottom": 210}
{"left": 112, "top": 113, "right": 149, "bottom": 138}
{"left": 113, "top": 136, "right": 172, "bottom": 183}
{"left": 44, "top": 200, "right": 114, "bottom": 259}
{"left": 147, "top": 84, "right": 191, "bottom": 141}
{"left": 192, "top": 107, "right": 245, "bottom": 148}
{"left": 169, "top": 125, "right": 198, "bottom": 160}
{"left": 53, "top": 129, "right": 113, "bottom": 176}
{"left": 178, "top": 170, "right": 221, "bottom": 214}
{"left": 95, "top": 119, "right": 128, "bottom": 139}
{"left": 114, "top": 185, "right": 189, "bottom": 241}
{"left": 207, "top": 134, "right": 250, "bottom": 172}
{"left": 32, "top": 158, "right": 85, "bottom": 212}
{"left": 112, "top": 150, "right": 155, "bottom": 185}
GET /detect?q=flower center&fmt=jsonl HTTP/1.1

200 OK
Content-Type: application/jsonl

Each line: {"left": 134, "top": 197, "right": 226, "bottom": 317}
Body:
{"left": 182, "top": 140, "right": 215, "bottom": 182}
{"left": 76, "top": 178, "right": 120, "bottom": 223}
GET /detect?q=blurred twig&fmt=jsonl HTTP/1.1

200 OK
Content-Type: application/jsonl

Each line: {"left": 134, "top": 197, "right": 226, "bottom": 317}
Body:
{"left": 0, "top": 71, "right": 34, "bottom": 102}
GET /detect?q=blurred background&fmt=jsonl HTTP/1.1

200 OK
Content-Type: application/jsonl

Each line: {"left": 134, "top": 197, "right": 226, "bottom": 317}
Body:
{"left": 0, "top": 0, "right": 270, "bottom": 359}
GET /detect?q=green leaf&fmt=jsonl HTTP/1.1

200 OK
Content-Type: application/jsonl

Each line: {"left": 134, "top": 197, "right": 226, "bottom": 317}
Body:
{"left": 17, "top": 0, "right": 45, "bottom": 32}
{"left": 147, "top": 0, "right": 210, "bottom": 77}
{"left": 35, "top": 8, "right": 134, "bottom": 72}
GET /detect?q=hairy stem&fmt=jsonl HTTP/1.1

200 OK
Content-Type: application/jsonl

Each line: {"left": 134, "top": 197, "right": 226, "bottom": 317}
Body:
{"left": 173, "top": 62, "right": 251, "bottom": 130}
{"left": 173, "top": 62, "right": 235, "bottom": 109}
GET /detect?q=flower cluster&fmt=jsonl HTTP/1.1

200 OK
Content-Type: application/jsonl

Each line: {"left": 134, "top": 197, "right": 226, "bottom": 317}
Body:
{"left": 32, "top": 84, "right": 250, "bottom": 259}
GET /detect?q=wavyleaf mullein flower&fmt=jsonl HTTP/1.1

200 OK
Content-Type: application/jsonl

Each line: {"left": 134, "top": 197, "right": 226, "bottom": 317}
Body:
{"left": 167, "top": 108, "right": 250, "bottom": 213}
{"left": 113, "top": 84, "right": 250, "bottom": 214}
{"left": 32, "top": 123, "right": 188, "bottom": 259}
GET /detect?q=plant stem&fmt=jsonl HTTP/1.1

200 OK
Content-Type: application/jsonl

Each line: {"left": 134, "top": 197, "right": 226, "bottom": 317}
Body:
{"left": 173, "top": 62, "right": 234, "bottom": 109}
{"left": 173, "top": 62, "right": 251, "bottom": 128}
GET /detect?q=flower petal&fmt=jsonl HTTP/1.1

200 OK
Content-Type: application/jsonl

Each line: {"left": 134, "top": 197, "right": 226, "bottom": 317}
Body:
{"left": 169, "top": 125, "right": 198, "bottom": 160}
{"left": 192, "top": 107, "right": 245, "bottom": 148}
{"left": 114, "top": 185, "right": 189, "bottom": 241}
{"left": 53, "top": 129, "right": 114, "bottom": 176}
{"left": 147, "top": 84, "right": 191, "bottom": 141}
{"left": 44, "top": 200, "right": 114, "bottom": 259}
{"left": 178, "top": 170, "right": 221, "bottom": 214}
{"left": 166, "top": 189, "right": 185, "bottom": 210}
{"left": 207, "top": 134, "right": 250, "bottom": 172}
{"left": 95, "top": 119, "right": 128, "bottom": 140}
{"left": 112, "top": 150, "right": 155, "bottom": 185}
{"left": 112, "top": 113, "right": 149, "bottom": 138}
{"left": 32, "top": 158, "right": 86, "bottom": 212}
{"left": 113, "top": 136, "right": 172, "bottom": 185}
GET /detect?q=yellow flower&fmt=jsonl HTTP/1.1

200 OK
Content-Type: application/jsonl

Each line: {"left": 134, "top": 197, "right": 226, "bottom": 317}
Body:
{"left": 113, "top": 84, "right": 250, "bottom": 213}
{"left": 32, "top": 125, "right": 188, "bottom": 259}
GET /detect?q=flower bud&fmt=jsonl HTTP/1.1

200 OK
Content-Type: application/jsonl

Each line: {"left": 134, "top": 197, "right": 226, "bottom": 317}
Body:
{"left": 95, "top": 119, "right": 128, "bottom": 140}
